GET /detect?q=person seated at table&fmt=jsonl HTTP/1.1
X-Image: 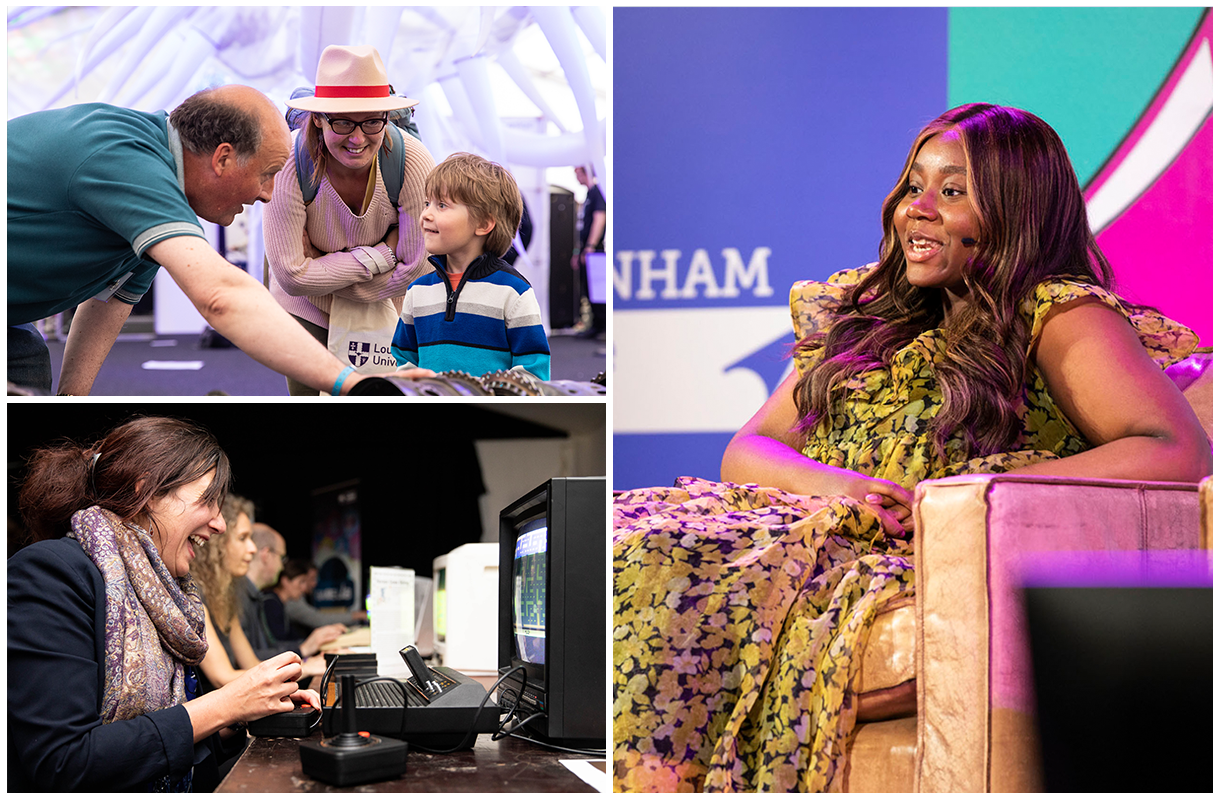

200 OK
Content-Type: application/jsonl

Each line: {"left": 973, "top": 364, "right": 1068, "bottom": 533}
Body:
{"left": 283, "top": 562, "right": 368, "bottom": 638}
{"left": 263, "top": 557, "right": 315, "bottom": 641}
{"left": 191, "top": 496, "right": 329, "bottom": 692}
{"left": 8, "top": 416, "right": 320, "bottom": 791}
{"left": 241, "top": 521, "right": 347, "bottom": 658}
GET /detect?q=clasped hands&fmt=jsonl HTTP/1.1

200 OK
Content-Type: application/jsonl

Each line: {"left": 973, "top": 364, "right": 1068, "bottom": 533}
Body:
{"left": 835, "top": 474, "right": 914, "bottom": 538}
{"left": 299, "top": 227, "right": 435, "bottom": 382}
{"left": 301, "top": 226, "right": 399, "bottom": 263}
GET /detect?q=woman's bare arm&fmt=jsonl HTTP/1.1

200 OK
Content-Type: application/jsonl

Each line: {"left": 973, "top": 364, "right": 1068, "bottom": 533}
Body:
{"left": 1011, "top": 299, "right": 1211, "bottom": 481}
{"left": 146, "top": 237, "right": 362, "bottom": 395}
{"left": 722, "top": 370, "right": 914, "bottom": 533}
{"left": 197, "top": 608, "right": 247, "bottom": 690}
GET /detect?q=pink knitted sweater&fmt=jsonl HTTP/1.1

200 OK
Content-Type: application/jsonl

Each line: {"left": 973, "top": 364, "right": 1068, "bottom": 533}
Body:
{"left": 263, "top": 131, "right": 435, "bottom": 328}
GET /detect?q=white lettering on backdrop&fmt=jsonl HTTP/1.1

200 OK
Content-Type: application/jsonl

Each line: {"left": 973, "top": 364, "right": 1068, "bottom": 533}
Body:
{"left": 615, "top": 247, "right": 775, "bottom": 300}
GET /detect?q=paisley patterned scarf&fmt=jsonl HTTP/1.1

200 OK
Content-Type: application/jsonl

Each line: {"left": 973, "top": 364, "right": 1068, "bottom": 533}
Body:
{"left": 67, "top": 506, "right": 208, "bottom": 724}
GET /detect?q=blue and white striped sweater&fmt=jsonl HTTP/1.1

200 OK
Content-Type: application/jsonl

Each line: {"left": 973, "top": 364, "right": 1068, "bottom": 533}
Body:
{"left": 392, "top": 254, "right": 551, "bottom": 379}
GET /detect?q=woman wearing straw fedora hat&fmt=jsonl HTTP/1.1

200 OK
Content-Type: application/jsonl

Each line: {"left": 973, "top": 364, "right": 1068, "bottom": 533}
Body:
{"left": 264, "top": 44, "right": 436, "bottom": 395}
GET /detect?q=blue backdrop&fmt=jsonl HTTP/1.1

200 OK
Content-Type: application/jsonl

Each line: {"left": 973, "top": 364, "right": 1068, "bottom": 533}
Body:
{"left": 613, "top": 8, "right": 948, "bottom": 488}
{"left": 611, "top": 6, "right": 1209, "bottom": 491}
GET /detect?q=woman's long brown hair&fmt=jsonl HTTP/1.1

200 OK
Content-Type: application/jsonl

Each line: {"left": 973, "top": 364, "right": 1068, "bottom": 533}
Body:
{"left": 792, "top": 104, "right": 1114, "bottom": 459}
{"left": 18, "top": 416, "right": 231, "bottom": 543}
{"left": 191, "top": 494, "right": 255, "bottom": 635}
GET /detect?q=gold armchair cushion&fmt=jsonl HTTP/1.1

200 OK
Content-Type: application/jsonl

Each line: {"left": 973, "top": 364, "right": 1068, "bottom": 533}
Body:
{"left": 856, "top": 596, "right": 917, "bottom": 722}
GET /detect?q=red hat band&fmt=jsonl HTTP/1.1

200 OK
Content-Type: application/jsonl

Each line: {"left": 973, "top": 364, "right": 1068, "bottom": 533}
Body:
{"left": 314, "top": 84, "right": 391, "bottom": 99}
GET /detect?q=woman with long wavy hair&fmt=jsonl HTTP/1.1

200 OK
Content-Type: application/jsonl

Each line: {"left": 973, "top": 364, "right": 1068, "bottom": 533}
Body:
{"left": 191, "top": 495, "right": 328, "bottom": 693}
{"left": 612, "top": 104, "right": 1210, "bottom": 792}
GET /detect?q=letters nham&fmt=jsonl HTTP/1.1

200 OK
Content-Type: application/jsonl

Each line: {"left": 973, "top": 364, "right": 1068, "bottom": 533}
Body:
{"left": 615, "top": 247, "right": 774, "bottom": 301}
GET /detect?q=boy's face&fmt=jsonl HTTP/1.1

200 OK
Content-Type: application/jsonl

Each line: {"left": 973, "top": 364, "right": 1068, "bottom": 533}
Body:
{"left": 420, "top": 194, "right": 491, "bottom": 263}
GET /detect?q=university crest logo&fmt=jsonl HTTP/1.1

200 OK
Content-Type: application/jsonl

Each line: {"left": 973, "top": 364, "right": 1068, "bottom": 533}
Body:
{"left": 348, "top": 341, "right": 371, "bottom": 368}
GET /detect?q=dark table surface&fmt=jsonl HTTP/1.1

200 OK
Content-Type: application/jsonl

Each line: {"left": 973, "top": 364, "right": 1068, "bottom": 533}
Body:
{"left": 215, "top": 730, "right": 605, "bottom": 793}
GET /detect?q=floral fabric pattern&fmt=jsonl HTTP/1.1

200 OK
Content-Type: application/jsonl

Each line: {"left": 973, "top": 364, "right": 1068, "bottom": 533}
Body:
{"left": 612, "top": 268, "right": 1196, "bottom": 792}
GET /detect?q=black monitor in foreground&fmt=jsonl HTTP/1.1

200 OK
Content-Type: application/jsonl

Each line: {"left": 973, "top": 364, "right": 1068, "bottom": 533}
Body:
{"left": 498, "top": 477, "right": 606, "bottom": 747}
{"left": 1026, "top": 584, "right": 1211, "bottom": 791}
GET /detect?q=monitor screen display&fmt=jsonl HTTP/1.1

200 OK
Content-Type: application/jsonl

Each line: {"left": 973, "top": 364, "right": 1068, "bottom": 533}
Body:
{"left": 512, "top": 517, "right": 547, "bottom": 665}
{"left": 433, "top": 566, "right": 447, "bottom": 643}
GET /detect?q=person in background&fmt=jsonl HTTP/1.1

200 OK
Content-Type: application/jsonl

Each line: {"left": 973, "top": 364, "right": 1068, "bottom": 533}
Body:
{"left": 284, "top": 563, "right": 367, "bottom": 639}
{"left": 8, "top": 85, "right": 369, "bottom": 396}
{"left": 191, "top": 497, "right": 329, "bottom": 692}
{"left": 262, "top": 558, "right": 314, "bottom": 642}
{"left": 240, "top": 522, "right": 346, "bottom": 660}
{"left": 8, "top": 416, "right": 318, "bottom": 791}
{"left": 571, "top": 164, "right": 606, "bottom": 339}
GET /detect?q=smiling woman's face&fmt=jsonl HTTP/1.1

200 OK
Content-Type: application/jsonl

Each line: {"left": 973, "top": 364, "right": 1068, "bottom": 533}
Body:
{"left": 893, "top": 129, "right": 981, "bottom": 310}
{"left": 316, "top": 111, "right": 387, "bottom": 177}
{"left": 146, "top": 471, "right": 225, "bottom": 578}
{"left": 223, "top": 511, "right": 257, "bottom": 578}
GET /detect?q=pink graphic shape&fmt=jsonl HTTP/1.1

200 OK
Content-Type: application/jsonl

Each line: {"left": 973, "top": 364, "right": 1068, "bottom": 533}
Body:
{"left": 1085, "top": 11, "right": 1213, "bottom": 345}
{"left": 1096, "top": 117, "right": 1212, "bottom": 345}
{"left": 1085, "top": 12, "right": 1212, "bottom": 197}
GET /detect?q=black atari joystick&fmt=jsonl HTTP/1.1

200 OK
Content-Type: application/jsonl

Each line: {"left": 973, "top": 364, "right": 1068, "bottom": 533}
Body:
{"left": 299, "top": 673, "right": 408, "bottom": 786}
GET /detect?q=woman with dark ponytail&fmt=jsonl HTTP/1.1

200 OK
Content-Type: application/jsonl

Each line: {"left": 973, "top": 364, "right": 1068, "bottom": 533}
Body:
{"left": 613, "top": 104, "right": 1210, "bottom": 792}
{"left": 8, "top": 416, "right": 319, "bottom": 791}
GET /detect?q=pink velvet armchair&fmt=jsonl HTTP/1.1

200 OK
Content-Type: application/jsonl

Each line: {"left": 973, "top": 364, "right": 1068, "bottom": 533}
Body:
{"left": 831, "top": 343, "right": 1213, "bottom": 791}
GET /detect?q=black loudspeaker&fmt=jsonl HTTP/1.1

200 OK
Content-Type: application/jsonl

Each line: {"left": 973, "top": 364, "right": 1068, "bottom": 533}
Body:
{"left": 549, "top": 186, "right": 577, "bottom": 329}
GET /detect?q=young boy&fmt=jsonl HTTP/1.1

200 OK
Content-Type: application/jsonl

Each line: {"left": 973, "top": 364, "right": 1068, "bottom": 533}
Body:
{"left": 392, "top": 153, "right": 551, "bottom": 380}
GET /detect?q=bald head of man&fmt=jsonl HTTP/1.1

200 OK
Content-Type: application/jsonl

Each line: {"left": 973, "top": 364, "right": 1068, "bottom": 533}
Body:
{"left": 248, "top": 521, "right": 288, "bottom": 589}
{"left": 171, "top": 84, "right": 292, "bottom": 226}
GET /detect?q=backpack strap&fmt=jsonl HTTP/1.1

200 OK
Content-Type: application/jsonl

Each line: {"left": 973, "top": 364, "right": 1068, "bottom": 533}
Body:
{"left": 293, "top": 129, "right": 321, "bottom": 207}
{"left": 294, "top": 125, "right": 406, "bottom": 210}
{"left": 378, "top": 123, "right": 405, "bottom": 210}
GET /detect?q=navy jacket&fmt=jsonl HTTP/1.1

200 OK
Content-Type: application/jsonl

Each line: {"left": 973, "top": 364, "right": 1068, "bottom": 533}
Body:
{"left": 7, "top": 537, "right": 200, "bottom": 790}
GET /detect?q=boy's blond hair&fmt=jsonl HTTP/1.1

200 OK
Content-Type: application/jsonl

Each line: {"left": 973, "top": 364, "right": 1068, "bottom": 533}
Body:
{"left": 425, "top": 153, "right": 523, "bottom": 257}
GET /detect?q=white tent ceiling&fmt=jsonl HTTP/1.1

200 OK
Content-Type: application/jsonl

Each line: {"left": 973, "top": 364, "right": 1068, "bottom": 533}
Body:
{"left": 7, "top": 6, "right": 606, "bottom": 182}
{"left": 7, "top": 6, "right": 608, "bottom": 332}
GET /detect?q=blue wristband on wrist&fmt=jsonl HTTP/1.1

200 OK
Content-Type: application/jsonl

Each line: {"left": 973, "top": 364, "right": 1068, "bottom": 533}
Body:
{"left": 331, "top": 365, "right": 356, "bottom": 396}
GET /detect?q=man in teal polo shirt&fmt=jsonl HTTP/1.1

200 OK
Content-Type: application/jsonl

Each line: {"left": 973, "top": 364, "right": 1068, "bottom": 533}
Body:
{"left": 7, "top": 84, "right": 378, "bottom": 395}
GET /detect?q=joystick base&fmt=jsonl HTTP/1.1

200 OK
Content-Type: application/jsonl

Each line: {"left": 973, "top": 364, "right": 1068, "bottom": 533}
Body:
{"left": 299, "top": 734, "right": 408, "bottom": 786}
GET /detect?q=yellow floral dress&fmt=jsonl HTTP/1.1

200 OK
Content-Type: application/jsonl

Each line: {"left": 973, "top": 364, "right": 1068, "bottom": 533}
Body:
{"left": 612, "top": 267, "right": 1196, "bottom": 792}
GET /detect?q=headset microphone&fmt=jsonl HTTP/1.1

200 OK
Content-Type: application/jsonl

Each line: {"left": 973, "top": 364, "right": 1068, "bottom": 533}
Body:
{"left": 962, "top": 237, "right": 977, "bottom": 246}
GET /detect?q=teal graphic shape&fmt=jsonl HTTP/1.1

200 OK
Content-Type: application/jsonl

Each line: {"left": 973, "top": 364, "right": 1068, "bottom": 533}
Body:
{"left": 948, "top": 7, "right": 1205, "bottom": 184}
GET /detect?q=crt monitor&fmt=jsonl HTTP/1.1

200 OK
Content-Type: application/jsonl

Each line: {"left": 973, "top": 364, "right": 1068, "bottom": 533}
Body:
{"left": 498, "top": 476, "right": 605, "bottom": 746}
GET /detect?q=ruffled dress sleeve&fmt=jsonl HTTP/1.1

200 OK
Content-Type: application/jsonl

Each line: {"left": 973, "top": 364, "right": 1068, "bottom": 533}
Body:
{"left": 789, "top": 264, "right": 877, "bottom": 375}
{"left": 1021, "top": 279, "right": 1199, "bottom": 368}
{"left": 929, "top": 278, "right": 1203, "bottom": 479}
